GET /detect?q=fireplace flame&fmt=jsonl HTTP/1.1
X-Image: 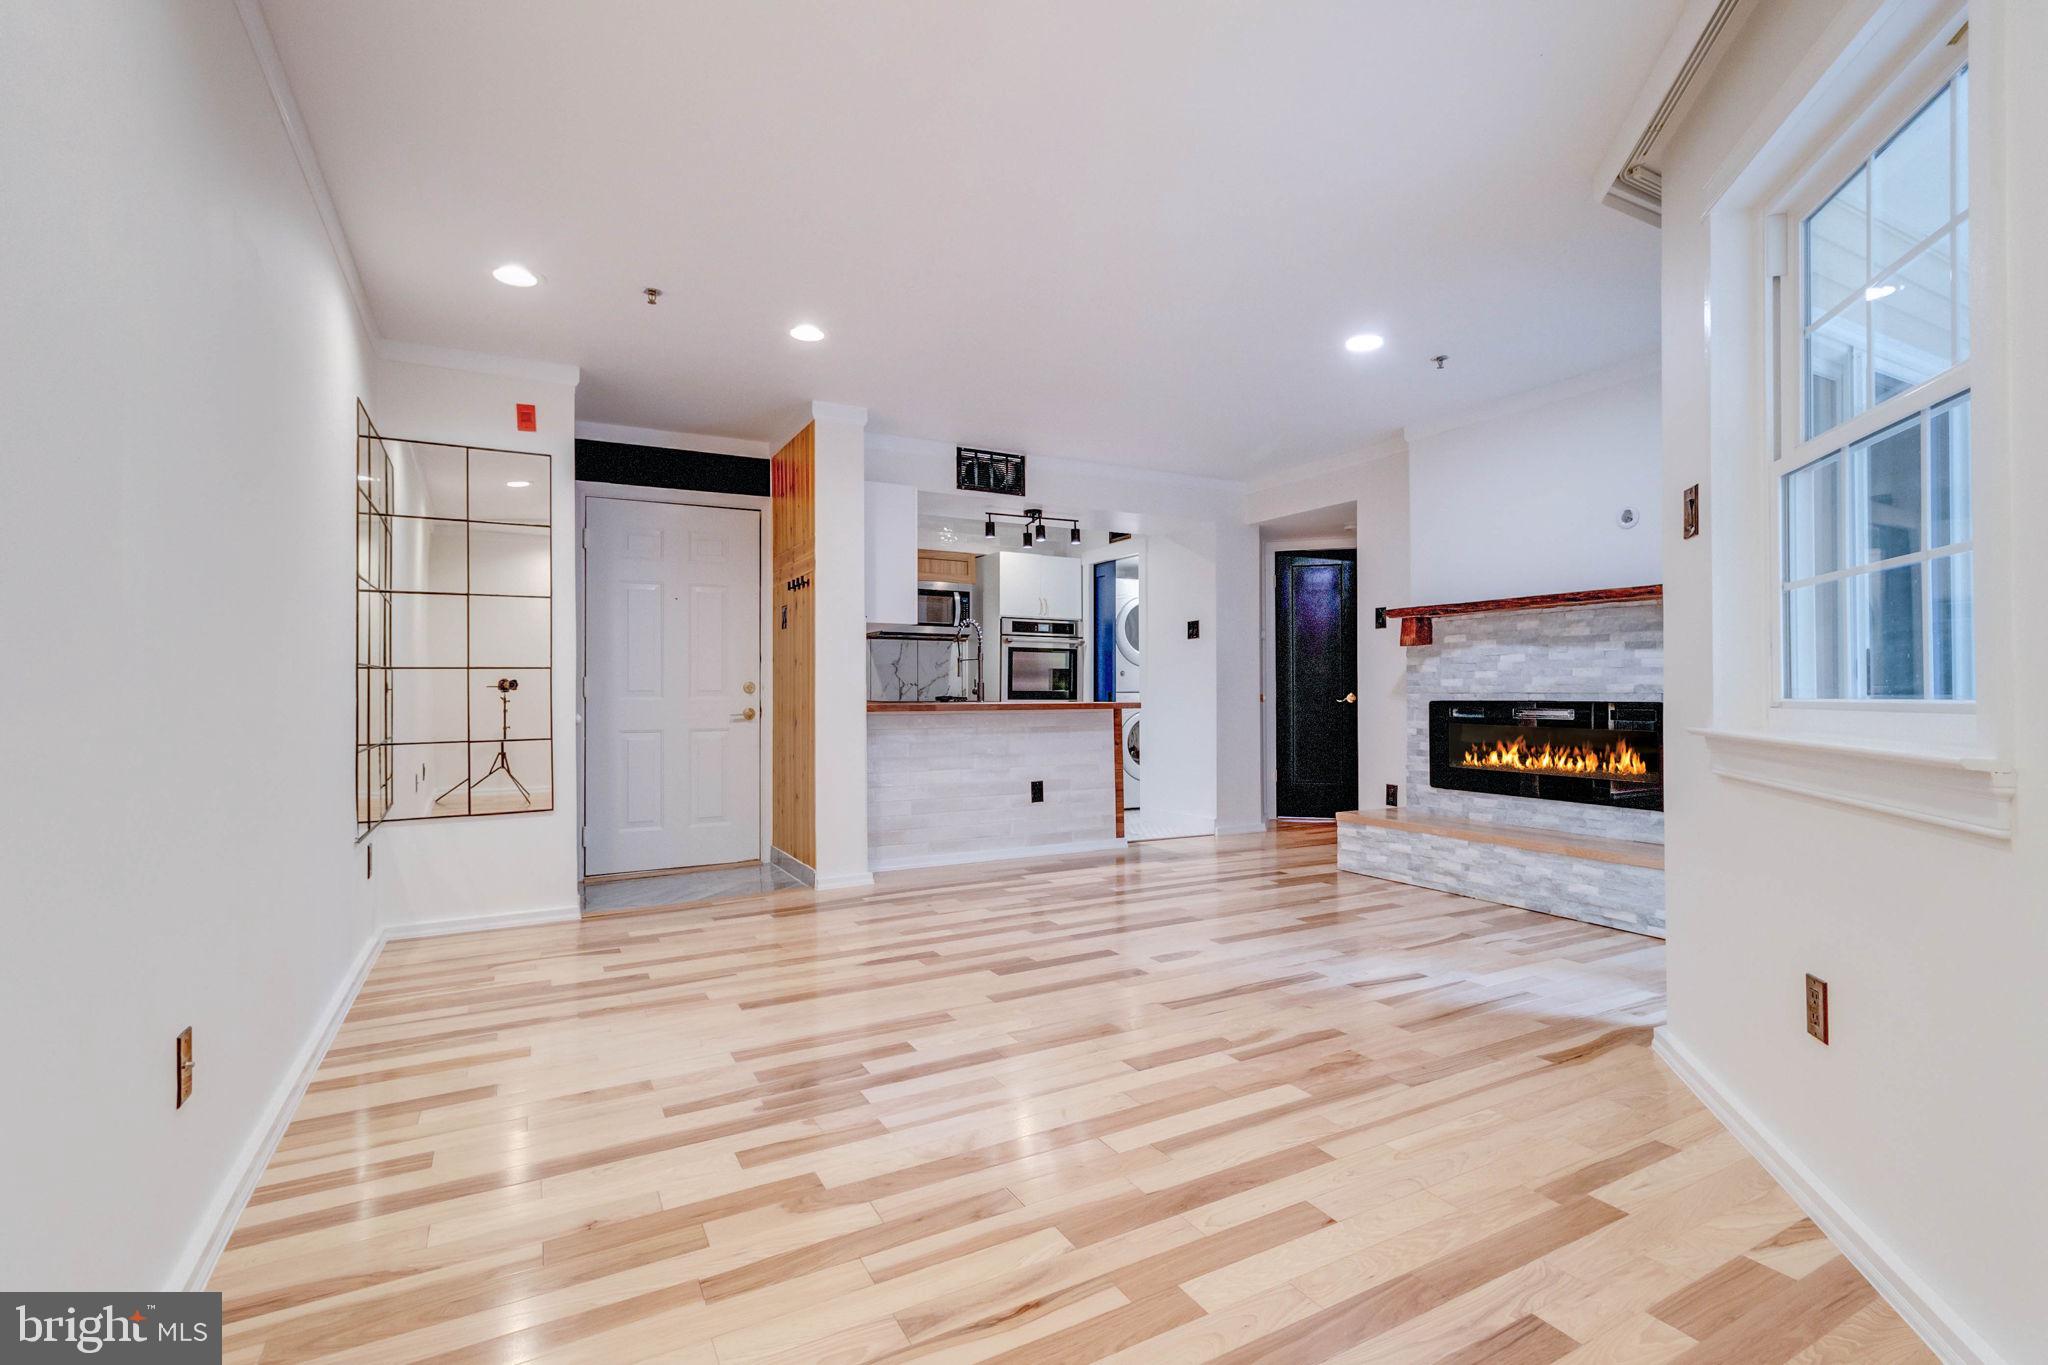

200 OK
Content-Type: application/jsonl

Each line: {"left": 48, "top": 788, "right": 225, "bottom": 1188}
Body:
{"left": 1458, "top": 735, "right": 1650, "bottom": 778}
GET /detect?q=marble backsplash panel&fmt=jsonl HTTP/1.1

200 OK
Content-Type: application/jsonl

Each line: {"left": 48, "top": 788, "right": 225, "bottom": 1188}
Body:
{"left": 868, "top": 638, "right": 973, "bottom": 701}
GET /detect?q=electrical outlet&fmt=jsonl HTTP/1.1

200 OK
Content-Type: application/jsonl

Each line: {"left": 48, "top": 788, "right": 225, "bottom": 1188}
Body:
{"left": 176, "top": 1027, "right": 194, "bottom": 1108}
{"left": 1385, "top": 784, "right": 1398, "bottom": 807}
{"left": 1030, "top": 780, "right": 1044, "bottom": 803}
{"left": 1805, "top": 974, "right": 1829, "bottom": 1044}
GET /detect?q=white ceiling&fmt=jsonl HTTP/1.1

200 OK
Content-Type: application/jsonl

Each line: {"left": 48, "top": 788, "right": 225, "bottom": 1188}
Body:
{"left": 263, "top": 1, "right": 1680, "bottom": 481}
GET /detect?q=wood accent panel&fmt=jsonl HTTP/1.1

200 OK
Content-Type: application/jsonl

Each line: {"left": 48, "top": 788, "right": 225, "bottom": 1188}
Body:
{"left": 770, "top": 423, "right": 815, "bottom": 868}
{"left": 211, "top": 826, "right": 1928, "bottom": 1364}
{"left": 917, "top": 549, "right": 977, "bottom": 584}
{"left": 1111, "top": 708, "right": 1125, "bottom": 838}
{"left": 1337, "top": 806, "right": 1665, "bottom": 869}
{"left": 867, "top": 700, "right": 1133, "bottom": 713}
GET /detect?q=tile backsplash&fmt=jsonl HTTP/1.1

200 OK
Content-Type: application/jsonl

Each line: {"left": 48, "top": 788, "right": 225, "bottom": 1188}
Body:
{"left": 868, "top": 638, "right": 976, "bottom": 701}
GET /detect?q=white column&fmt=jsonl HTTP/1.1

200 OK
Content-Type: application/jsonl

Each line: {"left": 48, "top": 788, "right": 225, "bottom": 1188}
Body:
{"left": 808, "top": 401, "right": 874, "bottom": 887}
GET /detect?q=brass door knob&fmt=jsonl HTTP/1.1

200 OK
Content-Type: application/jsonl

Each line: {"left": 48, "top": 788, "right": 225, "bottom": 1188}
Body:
{"left": 1341, "top": 692, "right": 1356, "bottom": 703}
{"left": 743, "top": 681, "right": 756, "bottom": 694}
{"left": 733, "top": 707, "right": 757, "bottom": 722}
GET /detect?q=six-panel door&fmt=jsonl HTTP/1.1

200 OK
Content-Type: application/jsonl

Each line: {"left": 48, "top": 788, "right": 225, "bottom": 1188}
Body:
{"left": 585, "top": 499, "right": 762, "bottom": 875}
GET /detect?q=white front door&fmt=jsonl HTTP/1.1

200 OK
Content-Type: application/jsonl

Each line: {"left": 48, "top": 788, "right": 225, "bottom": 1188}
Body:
{"left": 585, "top": 498, "right": 761, "bottom": 875}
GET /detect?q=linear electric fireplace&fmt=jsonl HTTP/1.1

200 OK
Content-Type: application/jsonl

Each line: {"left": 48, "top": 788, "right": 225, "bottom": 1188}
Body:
{"left": 1428, "top": 700, "right": 1663, "bottom": 811}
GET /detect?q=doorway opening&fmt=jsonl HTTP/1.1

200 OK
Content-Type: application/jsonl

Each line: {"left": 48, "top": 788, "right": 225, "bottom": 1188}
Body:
{"left": 1274, "top": 549, "right": 1358, "bottom": 819}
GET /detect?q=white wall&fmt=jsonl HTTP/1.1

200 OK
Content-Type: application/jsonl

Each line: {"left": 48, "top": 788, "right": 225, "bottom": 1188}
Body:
{"left": 1407, "top": 363, "right": 1661, "bottom": 603}
{"left": 1659, "top": 1, "right": 2045, "bottom": 1359}
{"left": 867, "top": 432, "right": 1257, "bottom": 840}
{"left": 365, "top": 353, "right": 581, "bottom": 928}
{"left": 0, "top": 0, "right": 376, "bottom": 1289}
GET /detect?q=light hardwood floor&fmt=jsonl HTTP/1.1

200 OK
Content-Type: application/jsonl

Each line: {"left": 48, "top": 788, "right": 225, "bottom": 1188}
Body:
{"left": 214, "top": 826, "right": 1932, "bottom": 1363}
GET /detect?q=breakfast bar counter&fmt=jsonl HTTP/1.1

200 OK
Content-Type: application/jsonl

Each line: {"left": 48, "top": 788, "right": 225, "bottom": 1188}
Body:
{"left": 865, "top": 701, "right": 1130, "bottom": 712}
{"left": 866, "top": 701, "right": 1132, "bottom": 870}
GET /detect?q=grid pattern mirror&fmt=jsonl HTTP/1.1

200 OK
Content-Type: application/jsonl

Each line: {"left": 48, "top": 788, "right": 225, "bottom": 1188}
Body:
{"left": 356, "top": 403, "right": 394, "bottom": 838}
{"left": 356, "top": 406, "right": 553, "bottom": 828}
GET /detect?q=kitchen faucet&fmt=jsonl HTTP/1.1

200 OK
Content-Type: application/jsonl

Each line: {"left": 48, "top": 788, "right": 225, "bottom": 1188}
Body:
{"left": 951, "top": 615, "right": 986, "bottom": 701}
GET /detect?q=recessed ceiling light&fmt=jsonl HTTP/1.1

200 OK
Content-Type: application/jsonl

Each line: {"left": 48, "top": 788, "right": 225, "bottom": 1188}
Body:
{"left": 1863, "top": 283, "right": 1900, "bottom": 301}
{"left": 789, "top": 323, "right": 826, "bottom": 342}
{"left": 505, "top": 480, "right": 532, "bottom": 489}
{"left": 492, "top": 263, "right": 540, "bottom": 288}
{"left": 1344, "top": 333, "right": 1385, "bottom": 354}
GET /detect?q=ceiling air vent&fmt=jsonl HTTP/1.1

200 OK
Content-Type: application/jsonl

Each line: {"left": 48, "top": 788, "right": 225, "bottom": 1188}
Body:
{"left": 1601, "top": 0, "right": 1748, "bottom": 226}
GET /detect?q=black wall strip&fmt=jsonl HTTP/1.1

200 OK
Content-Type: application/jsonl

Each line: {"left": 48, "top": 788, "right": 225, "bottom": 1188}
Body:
{"left": 575, "top": 439, "right": 770, "bottom": 496}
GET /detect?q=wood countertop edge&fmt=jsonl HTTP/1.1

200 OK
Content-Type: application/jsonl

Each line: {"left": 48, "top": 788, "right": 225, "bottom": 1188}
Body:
{"left": 867, "top": 701, "right": 1134, "bottom": 713}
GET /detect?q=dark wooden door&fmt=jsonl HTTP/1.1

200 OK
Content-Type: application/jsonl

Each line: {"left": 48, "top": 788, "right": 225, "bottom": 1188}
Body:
{"left": 1275, "top": 550, "right": 1358, "bottom": 818}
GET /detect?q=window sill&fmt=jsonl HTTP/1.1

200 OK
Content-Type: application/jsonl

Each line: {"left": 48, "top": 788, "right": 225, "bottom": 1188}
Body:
{"left": 1692, "top": 727, "right": 2014, "bottom": 839}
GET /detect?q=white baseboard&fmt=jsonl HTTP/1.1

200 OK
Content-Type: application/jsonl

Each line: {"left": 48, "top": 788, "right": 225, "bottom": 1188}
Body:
{"left": 176, "top": 901, "right": 579, "bottom": 1292}
{"left": 869, "top": 837, "right": 1128, "bottom": 873}
{"left": 1214, "top": 819, "right": 1269, "bottom": 836}
{"left": 1652, "top": 1028, "right": 1996, "bottom": 1364}
{"left": 1123, "top": 814, "right": 1217, "bottom": 842}
{"left": 174, "top": 927, "right": 381, "bottom": 1292}
{"left": 814, "top": 871, "right": 876, "bottom": 891}
{"left": 383, "top": 904, "right": 580, "bottom": 941}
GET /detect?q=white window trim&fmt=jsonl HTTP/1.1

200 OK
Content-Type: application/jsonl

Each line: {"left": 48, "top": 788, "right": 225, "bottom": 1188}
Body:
{"left": 1692, "top": 0, "right": 2014, "bottom": 838}
{"left": 1756, "top": 15, "right": 1979, "bottom": 749}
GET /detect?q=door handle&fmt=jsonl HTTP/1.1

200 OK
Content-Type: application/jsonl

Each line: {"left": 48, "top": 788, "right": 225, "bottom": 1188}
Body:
{"left": 1340, "top": 692, "right": 1356, "bottom": 703}
{"left": 732, "top": 707, "right": 757, "bottom": 722}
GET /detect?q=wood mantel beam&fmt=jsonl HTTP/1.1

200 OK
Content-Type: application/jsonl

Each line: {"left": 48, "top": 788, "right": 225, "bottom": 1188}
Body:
{"left": 1382, "top": 584, "right": 1661, "bottom": 646}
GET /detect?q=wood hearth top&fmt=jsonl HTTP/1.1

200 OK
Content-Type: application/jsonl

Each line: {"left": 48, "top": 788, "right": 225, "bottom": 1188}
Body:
{"left": 1337, "top": 808, "right": 1664, "bottom": 870}
{"left": 1384, "top": 584, "right": 1662, "bottom": 620}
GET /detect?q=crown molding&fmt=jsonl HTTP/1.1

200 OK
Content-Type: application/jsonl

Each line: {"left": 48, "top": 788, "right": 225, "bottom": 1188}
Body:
{"left": 375, "top": 339, "right": 580, "bottom": 387}
{"left": 1243, "top": 433, "right": 1408, "bottom": 495}
{"left": 574, "top": 421, "right": 770, "bottom": 459}
{"left": 810, "top": 401, "right": 870, "bottom": 427}
{"left": 1402, "top": 353, "right": 1660, "bottom": 446}
{"left": 234, "top": 0, "right": 377, "bottom": 341}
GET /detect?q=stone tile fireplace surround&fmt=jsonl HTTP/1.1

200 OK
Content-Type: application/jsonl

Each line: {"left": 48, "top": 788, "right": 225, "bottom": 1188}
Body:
{"left": 1339, "top": 599, "right": 1666, "bottom": 936}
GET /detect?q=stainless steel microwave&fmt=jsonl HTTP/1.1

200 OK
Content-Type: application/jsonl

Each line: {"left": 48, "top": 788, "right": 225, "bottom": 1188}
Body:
{"left": 917, "top": 584, "right": 971, "bottom": 628}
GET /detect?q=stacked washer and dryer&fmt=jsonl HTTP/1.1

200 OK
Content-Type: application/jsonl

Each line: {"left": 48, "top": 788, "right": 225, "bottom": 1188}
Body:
{"left": 1113, "top": 560, "right": 1141, "bottom": 811}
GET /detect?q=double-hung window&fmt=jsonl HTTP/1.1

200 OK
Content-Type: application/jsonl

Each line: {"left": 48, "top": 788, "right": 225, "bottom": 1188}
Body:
{"left": 1780, "top": 60, "right": 1971, "bottom": 704}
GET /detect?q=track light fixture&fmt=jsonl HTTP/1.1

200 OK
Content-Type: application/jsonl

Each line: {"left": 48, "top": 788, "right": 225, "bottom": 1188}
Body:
{"left": 982, "top": 507, "right": 1081, "bottom": 549}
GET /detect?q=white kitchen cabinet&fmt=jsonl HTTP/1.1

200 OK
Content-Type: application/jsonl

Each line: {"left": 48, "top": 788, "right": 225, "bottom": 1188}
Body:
{"left": 991, "top": 551, "right": 1084, "bottom": 620}
{"left": 863, "top": 481, "right": 918, "bottom": 625}
{"left": 1041, "top": 555, "right": 1084, "bottom": 618}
